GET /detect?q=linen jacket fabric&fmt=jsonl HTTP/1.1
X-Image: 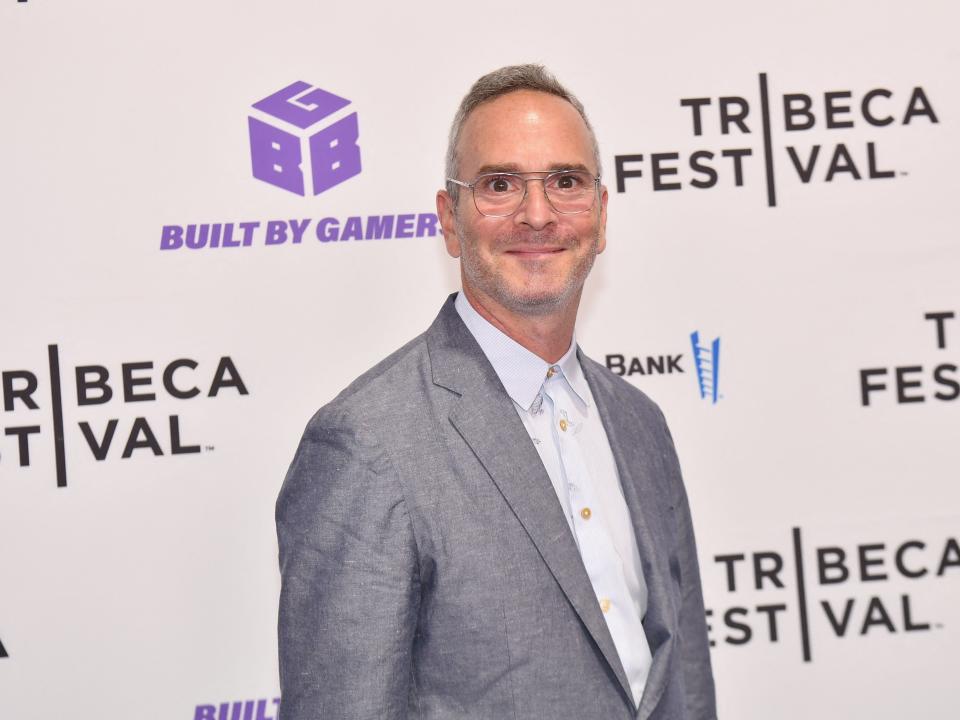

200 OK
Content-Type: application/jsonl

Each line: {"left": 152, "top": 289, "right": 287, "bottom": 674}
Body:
{"left": 276, "top": 295, "right": 717, "bottom": 720}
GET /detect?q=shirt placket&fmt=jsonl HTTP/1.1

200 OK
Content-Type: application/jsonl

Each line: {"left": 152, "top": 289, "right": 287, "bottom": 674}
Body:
{"left": 543, "top": 368, "right": 652, "bottom": 706}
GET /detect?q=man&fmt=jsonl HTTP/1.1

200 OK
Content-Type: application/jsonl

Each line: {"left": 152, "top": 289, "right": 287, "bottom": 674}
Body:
{"left": 276, "top": 64, "right": 716, "bottom": 719}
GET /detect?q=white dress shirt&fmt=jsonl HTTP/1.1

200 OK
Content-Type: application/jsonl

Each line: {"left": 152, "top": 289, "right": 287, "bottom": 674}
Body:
{"left": 454, "top": 292, "right": 653, "bottom": 706}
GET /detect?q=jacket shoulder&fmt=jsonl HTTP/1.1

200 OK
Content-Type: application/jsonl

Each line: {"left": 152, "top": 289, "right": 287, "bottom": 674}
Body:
{"left": 306, "top": 331, "right": 433, "bottom": 434}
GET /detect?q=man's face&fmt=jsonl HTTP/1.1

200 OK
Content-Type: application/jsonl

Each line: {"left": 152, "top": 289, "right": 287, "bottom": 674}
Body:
{"left": 438, "top": 90, "right": 608, "bottom": 317}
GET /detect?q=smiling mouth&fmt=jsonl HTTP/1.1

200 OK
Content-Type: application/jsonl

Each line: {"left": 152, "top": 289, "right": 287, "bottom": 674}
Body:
{"left": 505, "top": 247, "right": 565, "bottom": 256}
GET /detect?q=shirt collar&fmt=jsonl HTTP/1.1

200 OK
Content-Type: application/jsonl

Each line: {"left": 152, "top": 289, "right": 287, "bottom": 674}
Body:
{"left": 454, "top": 291, "right": 590, "bottom": 411}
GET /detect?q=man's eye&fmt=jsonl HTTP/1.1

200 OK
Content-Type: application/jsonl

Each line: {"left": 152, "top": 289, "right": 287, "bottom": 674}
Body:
{"left": 483, "top": 176, "right": 515, "bottom": 193}
{"left": 554, "top": 173, "right": 582, "bottom": 190}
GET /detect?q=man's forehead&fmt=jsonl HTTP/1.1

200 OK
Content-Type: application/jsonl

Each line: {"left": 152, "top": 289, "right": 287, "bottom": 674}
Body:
{"left": 458, "top": 90, "right": 594, "bottom": 173}
{"left": 463, "top": 89, "right": 587, "bottom": 135}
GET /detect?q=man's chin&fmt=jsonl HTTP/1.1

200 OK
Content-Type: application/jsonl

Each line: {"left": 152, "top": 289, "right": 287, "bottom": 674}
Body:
{"left": 496, "top": 286, "right": 576, "bottom": 316}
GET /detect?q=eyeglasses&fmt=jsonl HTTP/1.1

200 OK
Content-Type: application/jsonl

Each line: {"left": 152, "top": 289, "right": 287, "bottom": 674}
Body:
{"left": 447, "top": 169, "right": 601, "bottom": 218}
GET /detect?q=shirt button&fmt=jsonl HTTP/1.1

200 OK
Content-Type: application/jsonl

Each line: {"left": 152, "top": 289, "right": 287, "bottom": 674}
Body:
{"left": 580, "top": 507, "right": 592, "bottom": 520}
{"left": 600, "top": 597, "right": 611, "bottom": 614}
{"left": 559, "top": 418, "right": 568, "bottom": 432}
{"left": 546, "top": 366, "right": 559, "bottom": 378}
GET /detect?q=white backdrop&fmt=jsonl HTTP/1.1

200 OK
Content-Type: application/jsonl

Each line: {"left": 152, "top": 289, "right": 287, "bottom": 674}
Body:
{"left": 2, "top": 2, "right": 958, "bottom": 718}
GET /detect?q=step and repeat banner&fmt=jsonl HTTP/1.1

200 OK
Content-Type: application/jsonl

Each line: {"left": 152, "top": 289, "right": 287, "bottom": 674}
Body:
{"left": 2, "top": 2, "right": 957, "bottom": 718}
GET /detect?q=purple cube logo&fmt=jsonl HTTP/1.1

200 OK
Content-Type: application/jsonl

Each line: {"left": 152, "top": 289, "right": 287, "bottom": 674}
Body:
{"left": 248, "top": 81, "right": 361, "bottom": 196}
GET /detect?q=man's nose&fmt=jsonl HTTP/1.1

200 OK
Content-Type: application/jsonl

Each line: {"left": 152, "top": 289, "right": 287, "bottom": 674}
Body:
{"left": 514, "top": 179, "right": 557, "bottom": 230}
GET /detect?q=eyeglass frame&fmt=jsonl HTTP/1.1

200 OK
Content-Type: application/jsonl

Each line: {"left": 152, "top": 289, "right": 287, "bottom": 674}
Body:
{"left": 446, "top": 169, "right": 602, "bottom": 218}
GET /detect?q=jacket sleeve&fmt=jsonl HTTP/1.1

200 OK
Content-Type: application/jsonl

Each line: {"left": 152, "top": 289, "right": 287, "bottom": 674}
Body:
{"left": 275, "top": 415, "right": 421, "bottom": 720}
{"left": 659, "top": 412, "right": 718, "bottom": 720}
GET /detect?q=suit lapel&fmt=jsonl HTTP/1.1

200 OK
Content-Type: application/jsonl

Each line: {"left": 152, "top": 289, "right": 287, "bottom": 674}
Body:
{"left": 580, "top": 355, "right": 677, "bottom": 720}
{"left": 426, "top": 297, "right": 635, "bottom": 706}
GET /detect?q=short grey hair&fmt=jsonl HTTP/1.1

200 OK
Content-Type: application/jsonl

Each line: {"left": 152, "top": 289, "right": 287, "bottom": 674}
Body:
{"left": 444, "top": 64, "right": 601, "bottom": 202}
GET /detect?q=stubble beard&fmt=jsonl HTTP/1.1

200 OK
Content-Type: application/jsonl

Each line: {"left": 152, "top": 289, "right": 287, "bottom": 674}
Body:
{"left": 455, "top": 216, "right": 601, "bottom": 317}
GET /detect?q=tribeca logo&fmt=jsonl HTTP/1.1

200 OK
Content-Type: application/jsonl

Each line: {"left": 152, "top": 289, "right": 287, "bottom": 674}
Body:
{"left": 707, "top": 527, "right": 958, "bottom": 660}
{"left": 690, "top": 331, "right": 721, "bottom": 404}
{"left": 614, "top": 73, "right": 938, "bottom": 207}
{"left": 859, "top": 311, "right": 959, "bottom": 406}
{"left": 248, "top": 81, "right": 361, "bottom": 196}
{"left": 1, "top": 345, "right": 249, "bottom": 488}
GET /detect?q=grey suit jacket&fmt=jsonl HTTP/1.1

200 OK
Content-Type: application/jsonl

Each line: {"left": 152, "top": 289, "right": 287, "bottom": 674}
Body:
{"left": 276, "top": 295, "right": 716, "bottom": 719}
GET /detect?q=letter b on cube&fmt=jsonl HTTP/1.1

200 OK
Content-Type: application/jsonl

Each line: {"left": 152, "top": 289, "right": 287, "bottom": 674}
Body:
{"left": 248, "top": 81, "right": 361, "bottom": 196}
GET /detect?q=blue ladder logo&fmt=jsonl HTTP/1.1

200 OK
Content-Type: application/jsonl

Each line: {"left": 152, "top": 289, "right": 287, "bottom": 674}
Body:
{"left": 690, "top": 332, "right": 721, "bottom": 403}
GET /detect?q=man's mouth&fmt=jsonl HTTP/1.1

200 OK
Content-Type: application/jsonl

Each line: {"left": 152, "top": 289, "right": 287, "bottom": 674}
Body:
{"left": 504, "top": 245, "right": 566, "bottom": 256}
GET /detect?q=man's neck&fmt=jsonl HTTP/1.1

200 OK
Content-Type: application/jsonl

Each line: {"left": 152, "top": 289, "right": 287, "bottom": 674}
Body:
{"left": 460, "top": 285, "right": 580, "bottom": 364}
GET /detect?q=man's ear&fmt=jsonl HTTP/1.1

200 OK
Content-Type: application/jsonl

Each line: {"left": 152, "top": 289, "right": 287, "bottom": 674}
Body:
{"left": 437, "top": 189, "right": 462, "bottom": 258}
{"left": 597, "top": 184, "right": 609, "bottom": 254}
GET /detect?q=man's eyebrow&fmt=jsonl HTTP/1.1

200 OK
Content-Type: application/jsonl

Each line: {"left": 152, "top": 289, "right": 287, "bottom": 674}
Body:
{"left": 546, "top": 163, "right": 592, "bottom": 173}
{"left": 474, "top": 163, "right": 523, "bottom": 175}
{"left": 472, "top": 162, "right": 595, "bottom": 176}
